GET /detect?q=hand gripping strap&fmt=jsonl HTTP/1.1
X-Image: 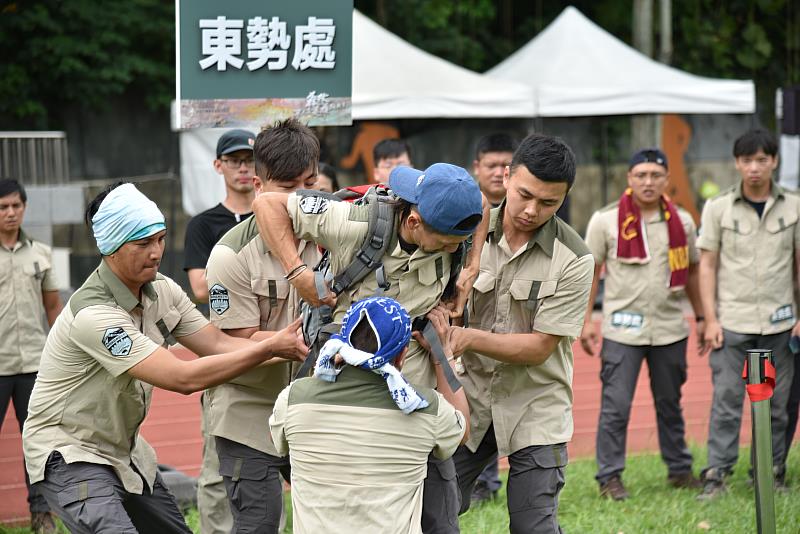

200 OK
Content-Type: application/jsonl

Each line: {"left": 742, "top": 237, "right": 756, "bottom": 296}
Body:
{"left": 422, "top": 322, "right": 462, "bottom": 392}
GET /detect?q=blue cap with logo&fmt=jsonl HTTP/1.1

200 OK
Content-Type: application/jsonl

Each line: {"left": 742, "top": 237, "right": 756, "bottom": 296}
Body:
{"left": 389, "top": 163, "right": 482, "bottom": 236}
{"left": 629, "top": 148, "right": 668, "bottom": 170}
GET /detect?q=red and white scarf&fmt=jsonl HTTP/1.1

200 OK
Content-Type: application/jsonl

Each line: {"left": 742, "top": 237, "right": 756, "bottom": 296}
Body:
{"left": 617, "top": 188, "right": 689, "bottom": 290}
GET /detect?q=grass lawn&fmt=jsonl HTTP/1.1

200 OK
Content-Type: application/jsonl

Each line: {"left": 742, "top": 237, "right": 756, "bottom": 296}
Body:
{"left": 3, "top": 444, "right": 798, "bottom": 533}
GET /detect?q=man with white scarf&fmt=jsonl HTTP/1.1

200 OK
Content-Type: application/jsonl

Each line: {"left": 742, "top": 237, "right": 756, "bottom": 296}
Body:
{"left": 22, "top": 182, "right": 308, "bottom": 534}
{"left": 270, "top": 297, "right": 469, "bottom": 534}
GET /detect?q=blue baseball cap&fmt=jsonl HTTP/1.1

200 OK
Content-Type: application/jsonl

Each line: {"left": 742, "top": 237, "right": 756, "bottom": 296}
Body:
{"left": 389, "top": 163, "right": 482, "bottom": 236}
{"left": 629, "top": 148, "right": 668, "bottom": 170}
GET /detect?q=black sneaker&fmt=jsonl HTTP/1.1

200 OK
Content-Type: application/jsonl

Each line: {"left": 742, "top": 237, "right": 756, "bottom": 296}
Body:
{"left": 599, "top": 475, "right": 629, "bottom": 501}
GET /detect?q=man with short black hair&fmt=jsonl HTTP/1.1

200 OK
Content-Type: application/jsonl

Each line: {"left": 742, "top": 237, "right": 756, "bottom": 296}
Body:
{"left": 372, "top": 138, "right": 412, "bottom": 184}
{"left": 451, "top": 133, "right": 594, "bottom": 533}
{"left": 473, "top": 133, "right": 517, "bottom": 208}
{"left": 204, "top": 118, "right": 321, "bottom": 534}
{"left": 581, "top": 148, "right": 703, "bottom": 501}
{"left": 0, "top": 179, "right": 62, "bottom": 534}
{"left": 696, "top": 128, "right": 800, "bottom": 499}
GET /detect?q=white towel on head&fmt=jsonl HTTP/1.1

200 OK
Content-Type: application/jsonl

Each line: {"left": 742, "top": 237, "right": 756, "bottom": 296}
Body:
{"left": 92, "top": 183, "right": 166, "bottom": 255}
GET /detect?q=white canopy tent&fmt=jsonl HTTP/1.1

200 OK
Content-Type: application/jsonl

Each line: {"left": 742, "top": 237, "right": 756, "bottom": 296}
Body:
{"left": 487, "top": 6, "right": 755, "bottom": 116}
{"left": 351, "top": 9, "right": 534, "bottom": 119}
{"left": 181, "top": 10, "right": 536, "bottom": 216}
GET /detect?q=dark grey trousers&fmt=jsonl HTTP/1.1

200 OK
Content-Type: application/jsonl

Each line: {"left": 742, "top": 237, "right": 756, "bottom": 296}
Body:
{"left": 454, "top": 425, "right": 567, "bottom": 534}
{"left": 786, "top": 351, "right": 800, "bottom": 460}
{"left": 704, "top": 329, "right": 795, "bottom": 477}
{"left": 595, "top": 338, "right": 693, "bottom": 484}
{"left": 0, "top": 372, "right": 50, "bottom": 513}
{"left": 215, "top": 437, "right": 289, "bottom": 534}
{"left": 476, "top": 455, "right": 502, "bottom": 492}
{"left": 35, "top": 452, "right": 191, "bottom": 533}
{"left": 422, "top": 454, "right": 461, "bottom": 534}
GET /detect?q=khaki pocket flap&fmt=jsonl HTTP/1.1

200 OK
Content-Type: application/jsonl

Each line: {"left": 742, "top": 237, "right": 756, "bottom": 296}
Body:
{"left": 472, "top": 271, "right": 496, "bottom": 293}
{"left": 251, "top": 278, "right": 290, "bottom": 299}
{"left": 765, "top": 212, "right": 798, "bottom": 234}
{"left": 509, "top": 279, "right": 556, "bottom": 301}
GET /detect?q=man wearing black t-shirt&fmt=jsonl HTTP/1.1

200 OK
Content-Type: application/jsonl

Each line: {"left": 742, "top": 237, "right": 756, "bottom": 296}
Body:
{"left": 184, "top": 129, "right": 256, "bottom": 303}
{"left": 183, "top": 129, "right": 255, "bottom": 534}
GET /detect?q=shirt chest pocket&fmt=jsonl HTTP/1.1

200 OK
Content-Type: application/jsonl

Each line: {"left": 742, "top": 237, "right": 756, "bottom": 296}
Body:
{"left": 152, "top": 308, "right": 181, "bottom": 347}
{"left": 252, "top": 278, "right": 290, "bottom": 325}
{"left": 509, "top": 279, "right": 557, "bottom": 332}
{"left": 765, "top": 211, "right": 798, "bottom": 252}
{"left": 409, "top": 258, "right": 447, "bottom": 311}
{"left": 468, "top": 271, "right": 496, "bottom": 331}
{"left": 22, "top": 259, "right": 50, "bottom": 283}
{"left": 417, "top": 257, "right": 447, "bottom": 286}
{"left": 719, "top": 215, "right": 750, "bottom": 256}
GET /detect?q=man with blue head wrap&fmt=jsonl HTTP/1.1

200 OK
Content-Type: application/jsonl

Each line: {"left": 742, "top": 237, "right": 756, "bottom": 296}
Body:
{"left": 270, "top": 297, "right": 469, "bottom": 534}
{"left": 23, "top": 182, "right": 309, "bottom": 534}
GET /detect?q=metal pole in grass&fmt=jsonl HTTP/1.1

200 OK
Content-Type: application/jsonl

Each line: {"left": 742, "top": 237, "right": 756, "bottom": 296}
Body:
{"left": 744, "top": 349, "right": 776, "bottom": 534}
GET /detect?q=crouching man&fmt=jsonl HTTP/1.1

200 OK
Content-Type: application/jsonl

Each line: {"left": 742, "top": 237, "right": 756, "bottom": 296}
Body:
{"left": 270, "top": 297, "right": 469, "bottom": 534}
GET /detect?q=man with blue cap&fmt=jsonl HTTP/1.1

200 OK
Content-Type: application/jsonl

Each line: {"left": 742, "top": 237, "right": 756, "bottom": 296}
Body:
{"left": 254, "top": 161, "right": 488, "bottom": 533}
{"left": 270, "top": 297, "right": 468, "bottom": 534}
{"left": 22, "top": 183, "right": 308, "bottom": 533}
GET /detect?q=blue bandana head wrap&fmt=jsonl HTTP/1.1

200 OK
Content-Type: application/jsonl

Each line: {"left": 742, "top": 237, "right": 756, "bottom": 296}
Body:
{"left": 313, "top": 297, "right": 429, "bottom": 414}
{"left": 91, "top": 183, "right": 166, "bottom": 255}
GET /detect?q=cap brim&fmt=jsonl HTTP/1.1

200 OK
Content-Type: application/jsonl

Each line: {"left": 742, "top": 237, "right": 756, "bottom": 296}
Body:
{"left": 388, "top": 166, "right": 423, "bottom": 203}
{"left": 220, "top": 144, "right": 254, "bottom": 155}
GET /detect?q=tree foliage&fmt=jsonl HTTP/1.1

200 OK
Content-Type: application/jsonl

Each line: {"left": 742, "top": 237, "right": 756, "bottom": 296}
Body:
{"left": 0, "top": 1, "right": 797, "bottom": 128}
{"left": 0, "top": 0, "right": 174, "bottom": 128}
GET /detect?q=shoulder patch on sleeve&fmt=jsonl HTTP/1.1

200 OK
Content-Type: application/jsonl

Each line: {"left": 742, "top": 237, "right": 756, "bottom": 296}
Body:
{"left": 299, "top": 196, "right": 329, "bottom": 214}
{"left": 209, "top": 284, "right": 230, "bottom": 315}
{"left": 102, "top": 327, "right": 133, "bottom": 357}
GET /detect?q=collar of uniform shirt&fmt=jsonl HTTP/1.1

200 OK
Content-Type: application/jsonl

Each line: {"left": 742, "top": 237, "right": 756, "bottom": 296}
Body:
{"left": 732, "top": 179, "right": 783, "bottom": 202}
{"left": 97, "top": 260, "right": 158, "bottom": 312}
{"left": 489, "top": 201, "right": 556, "bottom": 257}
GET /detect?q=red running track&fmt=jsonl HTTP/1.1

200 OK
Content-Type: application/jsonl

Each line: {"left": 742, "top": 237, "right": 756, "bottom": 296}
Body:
{"left": 0, "top": 320, "right": 761, "bottom": 524}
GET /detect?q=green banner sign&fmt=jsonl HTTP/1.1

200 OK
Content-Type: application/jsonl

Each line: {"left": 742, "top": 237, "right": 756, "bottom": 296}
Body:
{"left": 176, "top": 0, "right": 352, "bottom": 128}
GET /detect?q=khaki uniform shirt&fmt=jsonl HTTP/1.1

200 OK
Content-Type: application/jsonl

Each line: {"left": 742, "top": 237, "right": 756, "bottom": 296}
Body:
{"left": 288, "top": 193, "right": 452, "bottom": 388}
{"left": 205, "top": 216, "right": 320, "bottom": 455}
{"left": 0, "top": 230, "right": 59, "bottom": 376}
{"left": 584, "top": 203, "right": 699, "bottom": 346}
{"left": 23, "top": 261, "right": 207, "bottom": 493}
{"left": 270, "top": 366, "right": 465, "bottom": 534}
{"left": 459, "top": 207, "right": 594, "bottom": 456}
{"left": 696, "top": 182, "right": 800, "bottom": 335}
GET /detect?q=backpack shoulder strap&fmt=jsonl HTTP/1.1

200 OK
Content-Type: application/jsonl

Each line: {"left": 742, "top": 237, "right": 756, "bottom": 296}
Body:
{"left": 330, "top": 189, "right": 396, "bottom": 295}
